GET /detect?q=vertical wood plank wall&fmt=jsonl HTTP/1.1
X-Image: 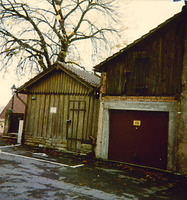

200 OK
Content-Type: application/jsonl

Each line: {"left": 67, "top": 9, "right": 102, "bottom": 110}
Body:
{"left": 104, "top": 14, "right": 185, "bottom": 96}
{"left": 23, "top": 69, "right": 99, "bottom": 152}
{"left": 24, "top": 93, "right": 99, "bottom": 151}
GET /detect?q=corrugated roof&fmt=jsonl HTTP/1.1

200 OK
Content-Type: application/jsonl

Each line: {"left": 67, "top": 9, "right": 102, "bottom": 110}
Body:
{"left": 17, "top": 62, "right": 100, "bottom": 93}
{"left": 94, "top": 5, "right": 187, "bottom": 72}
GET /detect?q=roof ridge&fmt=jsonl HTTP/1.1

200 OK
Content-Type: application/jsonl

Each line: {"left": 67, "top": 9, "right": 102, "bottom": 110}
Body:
{"left": 17, "top": 62, "right": 100, "bottom": 93}
{"left": 57, "top": 62, "right": 100, "bottom": 88}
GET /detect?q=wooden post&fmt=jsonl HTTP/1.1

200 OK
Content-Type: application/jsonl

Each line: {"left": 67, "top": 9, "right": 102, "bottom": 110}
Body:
{"left": 3, "top": 109, "right": 12, "bottom": 136}
{"left": 17, "top": 120, "right": 24, "bottom": 144}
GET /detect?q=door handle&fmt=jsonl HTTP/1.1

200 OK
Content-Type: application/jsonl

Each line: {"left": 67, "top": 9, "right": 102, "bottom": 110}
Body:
{"left": 66, "top": 120, "right": 71, "bottom": 123}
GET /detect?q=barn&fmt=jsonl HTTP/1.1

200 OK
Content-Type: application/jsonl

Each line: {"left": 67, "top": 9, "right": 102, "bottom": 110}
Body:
{"left": 17, "top": 62, "right": 100, "bottom": 154}
{"left": 94, "top": 5, "right": 187, "bottom": 174}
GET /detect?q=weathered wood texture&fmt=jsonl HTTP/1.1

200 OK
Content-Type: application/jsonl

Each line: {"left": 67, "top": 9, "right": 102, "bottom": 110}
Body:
{"left": 26, "top": 70, "right": 91, "bottom": 95}
{"left": 104, "top": 13, "right": 185, "bottom": 97}
{"left": 24, "top": 69, "right": 99, "bottom": 153}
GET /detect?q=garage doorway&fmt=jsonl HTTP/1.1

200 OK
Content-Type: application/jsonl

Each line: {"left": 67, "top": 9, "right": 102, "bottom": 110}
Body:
{"left": 108, "top": 110, "right": 169, "bottom": 169}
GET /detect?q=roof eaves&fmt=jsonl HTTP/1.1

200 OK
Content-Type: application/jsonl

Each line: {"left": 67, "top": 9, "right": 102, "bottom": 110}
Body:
{"left": 58, "top": 63, "right": 97, "bottom": 89}
{"left": 94, "top": 8, "right": 183, "bottom": 72}
{"left": 57, "top": 62, "right": 100, "bottom": 88}
{"left": 16, "top": 66, "right": 56, "bottom": 93}
{"left": 17, "top": 63, "right": 100, "bottom": 93}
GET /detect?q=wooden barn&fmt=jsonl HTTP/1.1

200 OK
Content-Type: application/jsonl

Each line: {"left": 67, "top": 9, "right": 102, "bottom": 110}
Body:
{"left": 17, "top": 62, "right": 100, "bottom": 154}
{"left": 94, "top": 5, "right": 187, "bottom": 174}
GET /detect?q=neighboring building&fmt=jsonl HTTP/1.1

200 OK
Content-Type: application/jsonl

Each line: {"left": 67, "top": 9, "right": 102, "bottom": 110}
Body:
{"left": 0, "top": 94, "right": 27, "bottom": 119}
{"left": 17, "top": 62, "right": 100, "bottom": 154}
{"left": 94, "top": 5, "right": 187, "bottom": 174}
{"left": 0, "top": 94, "right": 27, "bottom": 136}
{"left": 0, "top": 119, "right": 4, "bottom": 136}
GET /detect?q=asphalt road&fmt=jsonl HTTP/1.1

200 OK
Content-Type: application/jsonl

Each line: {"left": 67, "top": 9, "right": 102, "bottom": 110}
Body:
{"left": 0, "top": 141, "right": 187, "bottom": 200}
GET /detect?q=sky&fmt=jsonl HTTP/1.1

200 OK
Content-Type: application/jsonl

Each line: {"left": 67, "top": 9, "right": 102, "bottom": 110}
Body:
{"left": 0, "top": 0, "right": 185, "bottom": 110}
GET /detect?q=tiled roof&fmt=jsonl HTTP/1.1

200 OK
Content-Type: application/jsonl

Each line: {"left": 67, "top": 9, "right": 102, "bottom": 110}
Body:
{"left": 0, "top": 94, "right": 27, "bottom": 119}
{"left": 17, "top": 62, "right": 100, "bottom": 93}
{"left": 58, "top": 62, "right": 100, "bottom": 88}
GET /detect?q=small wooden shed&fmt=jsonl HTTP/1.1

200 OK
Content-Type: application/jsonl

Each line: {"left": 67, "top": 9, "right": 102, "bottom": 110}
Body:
{"left": 17, "top": 62, "right": 100, "bottom": 154}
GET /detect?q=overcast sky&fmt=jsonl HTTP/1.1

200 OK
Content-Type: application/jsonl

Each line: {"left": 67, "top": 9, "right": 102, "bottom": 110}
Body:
{"left": 0, "top": 0, "right": 185, "bottom": 109}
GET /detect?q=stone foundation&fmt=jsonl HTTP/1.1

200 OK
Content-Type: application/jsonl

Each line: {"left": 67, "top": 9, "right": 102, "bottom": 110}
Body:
{"left": 24, "top": 136, "right": 93, "bottom": 154}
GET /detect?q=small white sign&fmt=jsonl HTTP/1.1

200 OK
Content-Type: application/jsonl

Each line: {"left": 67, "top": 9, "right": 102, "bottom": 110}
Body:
{"left": 50, "top": 107, "right": 57, "bottom": 113}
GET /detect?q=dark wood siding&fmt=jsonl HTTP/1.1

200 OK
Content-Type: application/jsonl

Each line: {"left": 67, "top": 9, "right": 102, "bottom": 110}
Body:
{"left": 105, "top": 15, "right": 185, "bottom": 97}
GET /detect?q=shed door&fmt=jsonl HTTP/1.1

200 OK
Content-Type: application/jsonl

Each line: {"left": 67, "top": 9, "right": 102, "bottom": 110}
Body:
{"left": 108, "top": 110, "right": 169, "bottom": 169}
{"left": 67, "top": 101, "right": 86, "bottom": 152}
{"left": 9, "top": 113, "right": 24, "bottom": 133}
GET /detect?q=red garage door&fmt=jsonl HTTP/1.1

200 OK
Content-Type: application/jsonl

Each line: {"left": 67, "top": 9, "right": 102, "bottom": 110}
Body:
{"left": 108, "top": 110, "right": 169, "bottom": 169}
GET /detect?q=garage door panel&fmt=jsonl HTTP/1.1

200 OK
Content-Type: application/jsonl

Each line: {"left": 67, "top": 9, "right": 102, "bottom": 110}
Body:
{"left": 109, "top": 110, "right": 169, "bottom": 169}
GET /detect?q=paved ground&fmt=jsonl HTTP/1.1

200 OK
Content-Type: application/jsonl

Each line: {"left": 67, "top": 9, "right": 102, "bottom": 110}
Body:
{"left": 0, "top": 138, "right": 187, "bottom": 200}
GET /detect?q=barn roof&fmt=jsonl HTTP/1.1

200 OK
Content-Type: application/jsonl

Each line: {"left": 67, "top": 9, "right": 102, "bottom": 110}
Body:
{"left": 0, "top": 94, "right": 27, "bottom": 119}
{"left": 94, "top": 5, "right": 187, "bottom": 72}
{"left": 17, "top": 62, "right": 100, "bottom": 93}
{"left": 58, "top": 62, "right": 100, "bottom": 88}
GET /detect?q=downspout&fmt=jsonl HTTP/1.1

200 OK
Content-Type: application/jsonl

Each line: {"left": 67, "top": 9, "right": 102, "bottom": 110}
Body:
{"left": 16, "top": 92, "right": 27, "bottom": 145}
{"left": 89, "top": 88, "right": 100, "bottom": 156}
{"left": 88, "top": 90, "right": 95, "bottom": 138}
{"left": 16, "top": 93, "right": 27, "bottom": 106}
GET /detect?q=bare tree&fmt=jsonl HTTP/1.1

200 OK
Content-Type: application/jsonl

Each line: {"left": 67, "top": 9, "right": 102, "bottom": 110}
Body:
{"left": 0, "top": 0, "right": 119, "bottom": 73}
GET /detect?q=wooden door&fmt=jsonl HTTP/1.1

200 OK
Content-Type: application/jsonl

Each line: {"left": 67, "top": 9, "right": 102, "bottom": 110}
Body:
{"left": 108, "top": 110, "right": 169, "bottom": 169}
{"left": 67, "top": 100, "right": 86, "bottom": 152}
{"left": 9, "top": 113, "right": 24, "bottom": 133}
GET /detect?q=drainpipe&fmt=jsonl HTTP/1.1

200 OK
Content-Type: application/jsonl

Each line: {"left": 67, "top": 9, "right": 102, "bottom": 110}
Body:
{"left": 10, "top": 84, "right": 16, "bottom": 110}
{"left": 89, "top": 88, "right": 100, "bottom": 155}
{"left": 16, "top": 93, "right": 27, "bottom": 106}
